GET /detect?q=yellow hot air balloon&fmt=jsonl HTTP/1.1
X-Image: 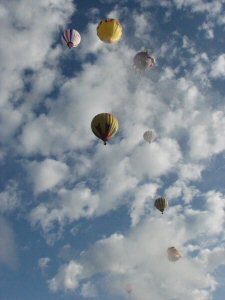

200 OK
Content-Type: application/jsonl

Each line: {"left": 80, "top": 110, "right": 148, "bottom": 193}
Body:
{"left": 167, "top": 247, "right": 182, "bottom": 262}
{"left": 91, "top": 113, "right": 119, "bottom": 145}
{"left": 154, "top": 197, "right": 168, "bottom": 214}
{"left": 97, "top": 18, "right": 122, "bottom": 44}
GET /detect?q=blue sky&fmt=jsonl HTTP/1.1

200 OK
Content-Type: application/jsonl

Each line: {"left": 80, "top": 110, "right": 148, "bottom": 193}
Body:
{"left": 1, "top": 0, "right": 225, "bottom": 299}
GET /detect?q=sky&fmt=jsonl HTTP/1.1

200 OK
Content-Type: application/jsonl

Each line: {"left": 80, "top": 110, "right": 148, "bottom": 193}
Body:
{"left": 1, "top": 0, "right": 225, "bottom": 299}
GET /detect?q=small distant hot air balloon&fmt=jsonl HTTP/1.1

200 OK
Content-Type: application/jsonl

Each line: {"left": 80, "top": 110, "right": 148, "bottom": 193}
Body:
{"left": 125, "top": 284, "right": 133, "bottom": 295}
{"left": 62, "top": 29, "right": 81, "bottom": 48}
{"left": 143, "top": 130, "right": 156, "bottom": 143}
{"left": 133, "top": 50, "right": 155, "bottom": 71}
{"left": 154, "top": 197, "right": 168, "bottom": 214}
{"left": 91, "top": 113, "right": 119, "bottom": 145}
{"left": 97, "top": 18, "right": 122, "bottom": 44}
{"left": 167, "top": 247, "right": 182, "bottom": 262}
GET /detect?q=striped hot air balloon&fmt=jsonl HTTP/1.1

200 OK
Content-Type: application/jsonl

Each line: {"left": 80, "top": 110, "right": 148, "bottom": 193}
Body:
{"left": 154, "top": 197, "right": 168, "bottom": 214}
{"left": 91, "top": 113, "right": 118, "bottom": 145}
{"left": 62, "top": 29, "right": 81, "bottom": 48}
{"left": 97, "top": 18, "right": 122, "bottom": 44}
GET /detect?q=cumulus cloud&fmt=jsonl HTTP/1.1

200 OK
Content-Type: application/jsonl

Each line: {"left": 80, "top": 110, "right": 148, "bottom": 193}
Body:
{"left": 198, "top": 21, "right": 214, "bottom": 39}
{"left": 130, "top": 183, "right": 159, "bottom": 226}
{"left": 184, "top": 191, "right": 225, "bottom": 238}
{"left": 38, "top": 257, "right": 51, "bottom": 270}
{"left": 188, "top": 110, "right": 225, "bottom": 160}
{"left": 0, "top": 0, "right": 75, "bottom": 147}
{"left": 210, "top": 54, "right": 225, "bottom": 78}
{"left": 81, "top": 282, "right": 98, "bottom": 298}
{"left": 48, "top": 260, "right": 83, "bottom": 292}
{"left": 128, "top": 138, "right": 182, "bottom": 179}
{"left": 0, "top": 181, "right": 20, "bottom": 213}
{"left": 29, "top": 185, "right": 100, "bottom": 242}
{"left": 27, "top": 159, "right": 69, "bottom": 194}
{"left": 179, "top": 163, "right": 204, "bottom": 182}
{"left": 196, "top": 247, "right": 225, "bottom": 272}
{"left": 165, "top": 180, "right": 200, "bottom": 204}
{"left": 47, "top": 207, "right": 224, "bottom": 299}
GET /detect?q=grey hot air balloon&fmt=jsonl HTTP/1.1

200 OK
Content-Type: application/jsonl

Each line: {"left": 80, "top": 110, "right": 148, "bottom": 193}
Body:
{"left": 143, "top": 130, "right": 156, "bottom": 143}
{"left": 154, "top": 197, "right": 168, "bottom": 214}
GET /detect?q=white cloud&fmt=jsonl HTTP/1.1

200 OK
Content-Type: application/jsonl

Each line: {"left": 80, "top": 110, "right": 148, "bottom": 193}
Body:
{"left": 20, "top": 47, "right": 133, "bottom": 155}
{"left": 29, "top": 185, "right": 99, "bottom": 241}
{"left": 159, "top": 67, "right": 175, "bottom": 81}
{"left": 196, "top": 247, "right": 225, "bottom": 272}
{"left": 48, "top": 260, "right": 83, "bottom": 292}
{"left": 165, "top": 180, "right": 200, "bottom": 204}
{"left": 188, "top": 110, "right": 225, "bottom": 160}
{"left": 47, "top": 209, "right": 224, "bottom": 299}
{"left": 0, "top": 181, "right": 20, "bottom": 213}
{"left": 179, "top": 163, "right": 203, "bottom": 182}
{"left": 184, "top": 191, "right": 225, "bottom": 237}
{"left": 78, "top": 23, "right": 104, "bottom": 57}
{"left": 130, "top": 183, "right": 159, "bottom": 226}
{"left": 81, "top": 282, "right": 98, "bottom": 298}
{"left": 173, "top": 0, "right": 223, "bottom": 16}
{"left": 203, "top": 191, "right": 225, "bottom": 235}
{"left": 38, "top": 257, "right": 51, "bottom": 270}
{"left": 131, "top": 11, "right": 153, "bottom": 40}
{"left": 128, "top": 138, "right": 182, "bottom": 179}
{"left": 0, "top": 105, "right": 23, "bottom": 141}
{"left": 0, "top": 0, "right": 75, "bottom": 144}
{"left": 199, "top": 22, "right": 214, "bottom": 39}
{"left": 27, "top": 159, "right": 69, "bottom": 194}
{"left": 210, "top": 54, "right": 225, "bottom": 78}
{"left": 20, "top": 114, "right": 85, "bottom": 156}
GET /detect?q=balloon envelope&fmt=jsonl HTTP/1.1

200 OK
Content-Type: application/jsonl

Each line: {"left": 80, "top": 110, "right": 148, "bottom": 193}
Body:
{"left": 125, "top": 284, "right": 133, "bottom": 294}
{"left": 167, "top": 247, "right": 182, "bottom": 262}
{"left": 143, "top": 130, "right": 156, "bottom": 143}
{"left": 133, "top": 51, "right": 155, "bottom": 71}
{"left": 154, "top": 197, "right": 168, "bottom": 214}
{"left": 62, "top": 29, "right": 81, "bottom": 48}
{"left": 91, "top": 113, "right": 119, "bottom": 145}
{"left": 97, "top": 18, "right": 122, "bottom": 43}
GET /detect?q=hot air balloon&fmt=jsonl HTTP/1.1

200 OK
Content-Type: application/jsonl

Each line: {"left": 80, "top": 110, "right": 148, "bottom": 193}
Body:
{"left": 97, "top": 18, "right": 122, "bottom": 44}
{"left": 154, "top": 197, "right": 168, "bottom": 214}
{"left": 91, "top": 113, "right": 119, "bottom": 145}
{"left": 143, "top": 130, "right": 156, "bottom": 143}
{"left": 62, "top": 29, "right": 81, "bottom": 48}
{"left": 167, "top": 247, "right": 182, "bottom": 262}
{"left": 125, "top": 284, "right": 133, "bottom": 295}
{"left": 133, "top": 50, "right": 155, "bottom": 71}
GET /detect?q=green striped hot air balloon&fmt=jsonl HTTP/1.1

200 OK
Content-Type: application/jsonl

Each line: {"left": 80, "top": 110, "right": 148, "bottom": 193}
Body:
{"left": 154, "top": 197, "right": 168, "bottom": 214}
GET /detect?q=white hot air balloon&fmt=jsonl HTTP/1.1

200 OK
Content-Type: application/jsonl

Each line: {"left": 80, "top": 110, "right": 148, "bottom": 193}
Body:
{"left": 143, "top": 130, "right": 156, "bottom": 143}
{"left": 61, "top": 29, "right": 81, "bottom": 48}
